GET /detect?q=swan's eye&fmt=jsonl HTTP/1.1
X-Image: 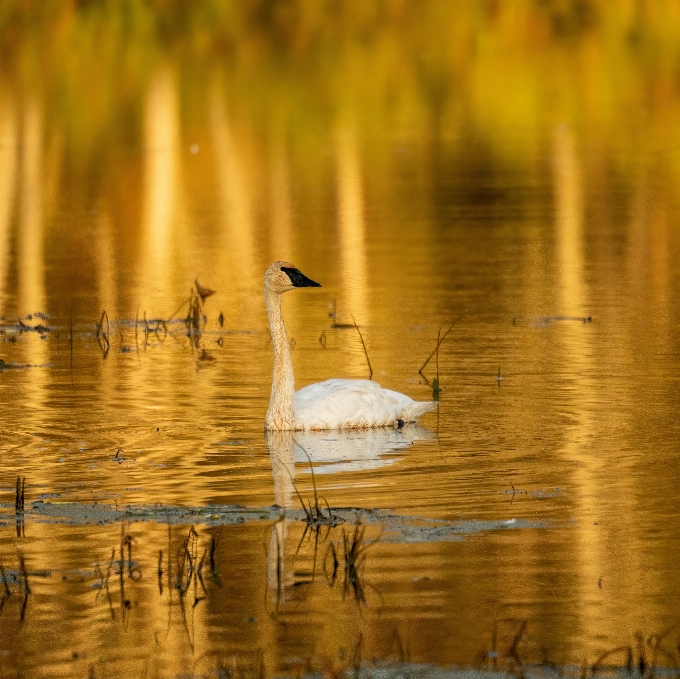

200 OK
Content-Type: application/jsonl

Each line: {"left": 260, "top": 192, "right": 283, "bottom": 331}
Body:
{"left": 281, "top": 267, "right": 322, "bottom": 288}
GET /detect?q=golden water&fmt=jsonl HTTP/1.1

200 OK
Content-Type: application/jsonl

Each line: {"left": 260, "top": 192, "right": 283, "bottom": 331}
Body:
{"left": 1, "top": 2, "right": 680, "bottom": 677}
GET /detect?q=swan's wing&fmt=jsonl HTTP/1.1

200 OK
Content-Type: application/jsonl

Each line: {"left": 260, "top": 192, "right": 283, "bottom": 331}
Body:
{"left": 294, "top": 379, "right": 430, "bottom": 429}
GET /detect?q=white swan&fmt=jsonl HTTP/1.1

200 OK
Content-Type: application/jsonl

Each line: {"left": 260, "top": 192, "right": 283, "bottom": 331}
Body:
{"left": 264, "top": 261, "right": 437, "bottom": 430}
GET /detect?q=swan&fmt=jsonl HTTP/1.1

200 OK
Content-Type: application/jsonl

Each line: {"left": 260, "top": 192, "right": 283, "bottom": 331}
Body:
{"left": 264, "top": 261, "right": 437, "bottom": 430}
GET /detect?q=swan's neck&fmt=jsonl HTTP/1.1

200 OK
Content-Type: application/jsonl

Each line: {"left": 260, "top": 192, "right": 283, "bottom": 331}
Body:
{"left": 265, "top": 288, "right": 296, "bottom": 430}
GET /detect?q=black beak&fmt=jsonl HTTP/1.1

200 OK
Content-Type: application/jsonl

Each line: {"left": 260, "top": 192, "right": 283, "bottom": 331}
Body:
{"left": 281, "top": 267, "right": 322, "bottom": 288}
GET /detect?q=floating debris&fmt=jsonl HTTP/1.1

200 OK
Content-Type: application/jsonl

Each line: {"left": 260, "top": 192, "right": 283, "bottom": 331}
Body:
{"left": 195, "top": 278, "right": 216, "bottom": 303}
{"left": 0, "top": 500, "right": 546, "bottom": 542}
{"left": 0, "top": 360, "right": 52, "bottom": 371}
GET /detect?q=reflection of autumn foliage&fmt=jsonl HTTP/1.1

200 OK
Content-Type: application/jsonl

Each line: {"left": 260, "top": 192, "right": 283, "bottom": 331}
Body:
{"left": 1, "top": 0, "right": 680, "bottom": 180}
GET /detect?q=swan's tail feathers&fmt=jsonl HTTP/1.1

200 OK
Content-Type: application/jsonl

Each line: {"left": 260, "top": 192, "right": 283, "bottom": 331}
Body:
{"left": 401, "top": 401, "right": 438, "bottom": 422}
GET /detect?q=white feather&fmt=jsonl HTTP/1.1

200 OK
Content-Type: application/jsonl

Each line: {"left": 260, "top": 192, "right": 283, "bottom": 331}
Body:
{"left": 294, "top": 378, "right": 436, "bottom": 430}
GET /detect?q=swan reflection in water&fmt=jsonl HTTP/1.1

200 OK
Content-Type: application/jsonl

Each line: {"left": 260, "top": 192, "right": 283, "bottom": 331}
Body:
{"left": 265, "top": 425, "right": 434, "bottom": 610}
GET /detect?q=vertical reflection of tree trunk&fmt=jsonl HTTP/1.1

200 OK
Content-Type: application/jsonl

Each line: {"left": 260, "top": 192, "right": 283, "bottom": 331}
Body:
{"left": 95, "top": 212, "right": 117, "bottom": 319}
{"left": 554, "top": 125, "right": 584, "bottom": 317}
{"left": 141, "top": 67, "right": 180, "bottom": 314}
{"left": 336, "top": 121, "right": 369, "bottom": 374}
{"left": 18, "top": 98, "right": 44, "bottom": 316}
{"left": 210, "top": 81, "right": 257, "bottom": 318}
{"left": 270, "top": 135, "right": 293, "bottom": 262}
{"left": 553, "top": 124, "right": 602, "bottom": 639}
{"left": 0, "top": 90, "right": 17, "bottom": 316}
{"left": 649, "top": 200, "right": 670, "bottom": 309}
{"left": 17, "top": 98, "right": 47, "bottom": 457}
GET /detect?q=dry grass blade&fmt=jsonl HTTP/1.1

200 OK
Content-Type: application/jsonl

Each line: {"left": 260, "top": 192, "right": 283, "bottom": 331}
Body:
{"left": 432, "top": 325, "right": 442, "bottom": 399}
{"left": 196, "top": 549, "right": 208, "bottom": 595}
{"left": 157, "top": 550, "right": 163, "bottom": 595}
{"left": 0, "top": 562, "right": 10, "bottom": 597}
{"left": 298, "top": 443, "right": 322, "bottom": 518}
{"left": 323, "top": 542, "right": 339, "bottom": 586}
{"left": 282, "top": 443, "right": 341, "bottom": 527}
{"left": 351, "top": 315, "right": 372, "bottom": 380}
{"left": 94, "top": 551, "right": 116, "bottom": 620}
{"left": 329, "top": 299, "right": 355, "bottom": 328}
{"left": 591, "top": 646, "right": 634, "bottom": 673}
{"left": 350, "top": 633, "right": 363, "bottom": 679}
{"left": 18, "top": 550, "right": 31, "bottom": 620}
{"left": 282, "top": 465, "right": 312, "bottom": 522}
{"left": 210, "top": 528, "right": 221, "bottom": 575}
{"left": 388, "top": 628, "right": 408, "bottom": 662}
{"left": 509, "top": 619, "right": 526, "bottom": 658}
{"left": 338, "top": 519, "right": 381, "bottom": 604}
{"left": 648, "top": 623, "right": 678, "bottom": 670}
{"left": 15, "top": 476, "right": 25, "bottom": 513}
{"left": 96, "top": 315, "right": 110, "bottom": 356}
{"left": 418, "top": 310, "right": 468, "bottom": 380}
{"left": 186, "top": 291, "right": 201, "bottom": 331}
{"left": 167, "top": 296, "right": 192, "bottom": 324}
{"left": 95, "top": 310, "right": 110, "bottom": 343}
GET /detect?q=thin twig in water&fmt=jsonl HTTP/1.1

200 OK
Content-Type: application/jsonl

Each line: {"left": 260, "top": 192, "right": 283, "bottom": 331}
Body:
{"left": 299, "top": 443, "right": 322, "bottom": 519}
{"left": 15, "top": 476, "right": 25, "bottom": 513}
{"left": 507, "top": 619, "right": 527, "bottom": 675}
{"left": 283, "top": 442, "right": 341, "bottom": 526}
{"left": 351, "top": 315, "right": 372, "bottom": 380}
{"left": 18, "top": 550, "right": 30, "bottom": 620}
{"left": 282, "top": 464, "right": 312, "bottom": 522}
{"left": 330, "top": 300, "right": 355, "bottom": 328}
{"left": 96, "top": 310, "right": 110, "bottom": 343}
{"left": 418, "top": 310, "right": 468, "bottom": 381}
{"left": 96, "top": 310, "right": 111, "bottom": 358}
{"left": 431, "top": 325, "right": 442, "bottom": 399}
{"left": 389, "top": 628, "right": 408, "bottom": 662}
{"left": 134, "top": 304, "right": 141, "bottom": 362}
{"left": 209, "top": 528, "right": 222, "bottom": 578}
{"left": 340, "top": 520, "right": 380, "bottom": 604}
{"left": 0, "top": 562, "right": 10, "bottom": 597}
{"left": 166, "top": 296, "right": 191, "bottom": 324}
{"left": 591, "top": 646, "right": 634, "bottom": 674}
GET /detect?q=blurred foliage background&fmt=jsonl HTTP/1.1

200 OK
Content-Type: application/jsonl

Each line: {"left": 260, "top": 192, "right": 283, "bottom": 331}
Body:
{"left": 3, "top": 0, "right": 680, "bottom": 183}
{"left": 1, "top": 0, "right": 680, "bottom": 322}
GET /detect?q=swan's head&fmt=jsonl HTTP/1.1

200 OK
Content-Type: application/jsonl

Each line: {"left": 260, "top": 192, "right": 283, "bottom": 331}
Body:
{"left": 265, "top": 261, "right": 322, "bottom": 294}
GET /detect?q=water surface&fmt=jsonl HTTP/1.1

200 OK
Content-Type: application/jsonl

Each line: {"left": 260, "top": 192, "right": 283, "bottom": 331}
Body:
{"left": 1, "top": 2, "right": 680, "bottom": 677}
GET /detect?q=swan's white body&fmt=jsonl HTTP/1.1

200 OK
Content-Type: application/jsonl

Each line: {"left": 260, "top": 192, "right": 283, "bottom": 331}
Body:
{"left": 264, "top": 261, "right": 436, "bottom": 431}
{"left": 294, "top": 378, "right": 435, "bottom": 430}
